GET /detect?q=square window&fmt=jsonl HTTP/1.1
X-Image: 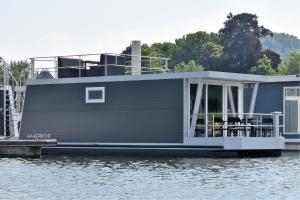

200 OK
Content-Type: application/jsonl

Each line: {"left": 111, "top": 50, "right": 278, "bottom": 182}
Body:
{"left": 86, "top": 87, "right": 105, "bottom": 103}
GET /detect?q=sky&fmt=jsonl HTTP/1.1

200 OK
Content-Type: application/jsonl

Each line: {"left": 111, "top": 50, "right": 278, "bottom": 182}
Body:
{"left": 0, "top": 0, "right": 299, "bottom": 61}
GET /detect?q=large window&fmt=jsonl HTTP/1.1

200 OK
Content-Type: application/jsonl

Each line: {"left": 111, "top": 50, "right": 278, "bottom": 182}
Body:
{"left": 284, "top": 87, "right": 300, "bottom": 133}
{"left": 86, "top": 87, "right": 105, "bottom": 103}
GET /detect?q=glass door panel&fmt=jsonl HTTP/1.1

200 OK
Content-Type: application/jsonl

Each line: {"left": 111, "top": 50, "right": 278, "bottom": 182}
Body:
{"left": 208, "top": 85, "right": 223, "bottom": 137}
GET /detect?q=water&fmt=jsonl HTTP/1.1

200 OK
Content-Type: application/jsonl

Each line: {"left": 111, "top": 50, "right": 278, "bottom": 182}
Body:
{"left": 0, "top": 152, "right": 299, "bottom": 200}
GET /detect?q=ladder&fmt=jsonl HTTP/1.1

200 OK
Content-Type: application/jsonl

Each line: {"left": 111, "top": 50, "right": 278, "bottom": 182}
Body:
{"left": 1, "top": 62, "right": 26, "bottom": 138}
{"left": 3, "top": 86, "right": 20, "bottom": 137}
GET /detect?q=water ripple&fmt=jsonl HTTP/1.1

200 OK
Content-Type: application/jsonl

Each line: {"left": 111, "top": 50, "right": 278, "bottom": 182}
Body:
{"left": 0, "top": 152, "right": 299, "bottom": 200}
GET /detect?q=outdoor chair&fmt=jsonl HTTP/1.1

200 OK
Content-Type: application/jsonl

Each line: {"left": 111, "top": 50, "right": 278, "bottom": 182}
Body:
{"left": 255, "top": 118, "right": 273, "bottom": 137}
{"left": 195, "top": 119, "right": 205, "bottom": 137}
{"left": 241, "top": 118, "right": 256, "bottom": 137}
{"left": 213, "top": 117, "right": 225, "bottom": 137}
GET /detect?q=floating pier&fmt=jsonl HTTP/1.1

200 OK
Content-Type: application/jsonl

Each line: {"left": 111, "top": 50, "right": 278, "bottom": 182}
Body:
{"left": 0, "top": 137, "right": 57, "bottom": 157}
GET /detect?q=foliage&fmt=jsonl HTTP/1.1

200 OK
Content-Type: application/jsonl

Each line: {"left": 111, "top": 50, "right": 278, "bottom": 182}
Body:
{"left": 173, "top": 31, "right": 222, "bottom": 69}
{"left": 150, "top": 42, "right": 178, "bottom": 58}
{"left": 276, "top": 62, "right": 288, "bottom": 75}
{"left": 261, "top": 33, "right": 300, "bottom": 60}
{"left": 285, "top": 51, "right": 300, "bottom": 74}
{"left": 262, "top": 49, "right": 281, "bottom": 69}
{"left": 174, "top": 60, "right": 204, "bottom": 72}
{"left": 250, "top": 55, "right": 276, "bottom": 75}
{"left": 120, "top": 13, "right": 300, "bottom": 75}
{"left": 0, "top": 59, "right": 29, "bottom": 85}
{"left": 9, "top": 60, "right": 30, "bottom": 85}
{"left": 219, "top": 13, "right": 272, "bottom": 73}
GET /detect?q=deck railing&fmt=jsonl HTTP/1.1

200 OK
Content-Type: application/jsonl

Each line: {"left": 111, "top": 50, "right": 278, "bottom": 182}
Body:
{"left": 29, "top": 53, "right": 170, "bottom": 79}
{"left": 190, "top": 112, "right": 284, "bottom": 138}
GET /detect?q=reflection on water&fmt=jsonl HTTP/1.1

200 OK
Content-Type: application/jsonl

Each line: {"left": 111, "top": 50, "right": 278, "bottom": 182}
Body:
{"left": 0, "top": 152, "right": 299, "bottom": 200}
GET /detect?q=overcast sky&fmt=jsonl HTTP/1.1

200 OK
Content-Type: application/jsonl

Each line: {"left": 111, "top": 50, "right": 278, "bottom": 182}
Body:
{"left": 0, "top": 0, "right": 299, "bottom": 61}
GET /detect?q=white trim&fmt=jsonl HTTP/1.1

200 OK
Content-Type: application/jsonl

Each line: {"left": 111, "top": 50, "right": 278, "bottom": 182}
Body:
{"left": 27, "top": 71, "right": 268, "bottom": 85}
{"left": 228, "top": 86, "right": 236, "bottom": 114}
{"left": 285, "top": 139, "right": 300, "bottom": 142}
{"left": 85, "top": 87, "right": 105, "bottom": 103}
{"left": 190, "top": 80, "right": 203, "bottom": 137}
{"left": 283, "top": 86, "right": 300, "bottom": 134}
{"left": 249, "top": 83, "right": 259, "bottom": 115}
{"left": 284, "top": 132, "right": 300, "bottom": 135}
{"left": 223, "top": 83, "right": 228, "bottom": 137}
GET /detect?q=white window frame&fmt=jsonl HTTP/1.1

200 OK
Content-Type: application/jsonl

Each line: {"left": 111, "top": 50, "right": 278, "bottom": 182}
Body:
{"left": 283, "top": 86, "right": 300, "bottom": 134}
{"left": 187, "top": 79, "right": 243, "bottom": 138}
{"left": 86, "top": 87, "right": 105, "bottom": 103}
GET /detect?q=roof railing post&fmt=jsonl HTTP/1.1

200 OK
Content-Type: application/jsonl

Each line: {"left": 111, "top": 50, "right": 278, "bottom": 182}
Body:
{"left": 105, "top": 54, "right": 108, "bottom": 76}
{"left": 30, "top": 58, "right": 35, "bottom": 80}
{"left": 164, "top": 59, "right": 168, "bottom": 73}
{"left": 54, "top": 57, "right": 58, "bottom": 79}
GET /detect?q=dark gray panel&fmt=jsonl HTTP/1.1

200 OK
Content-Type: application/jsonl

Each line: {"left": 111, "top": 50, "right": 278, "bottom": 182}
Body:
{"left": 20, "top": 79, "right": 184, "bottom": 143}
{"left": 244, "top": 81, "right": 300, "bottom": 113}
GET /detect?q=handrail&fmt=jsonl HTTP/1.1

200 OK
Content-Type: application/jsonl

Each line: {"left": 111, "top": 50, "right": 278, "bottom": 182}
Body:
{"left": 30, "top": 53, "right": 170, "bottom": 61}
{"left": 190, "top": 112, "right": 284, "bottom": 138}
{"left": 30, "top": 52, "right": 170, "bottom": 79}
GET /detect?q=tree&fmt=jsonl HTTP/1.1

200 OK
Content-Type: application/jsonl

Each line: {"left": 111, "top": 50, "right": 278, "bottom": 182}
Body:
{"left": 250, "top": 55, "right": 276, "bottom": 75}
{"left": 219, "top": 13, "right": 273, "bottom": 73}
{"left": 150, "top": 42, "right": 178, "bottom": 58}
{"left": 9, "top": 60, "right": 30, "bottom": 86}
{"left": 277, "top": 62, "right": 288, "bottom": 75}
{"left": 262, "top": 49, "right": 281, "bottom": 69}
{"left": 173, "top": 31, "right": 222, "bottom": 69}
{"left": 0, "top": 59, "right": 29, "bottom": 85}
{"left": 285, "top": 51, "right": 300, "bottom": 74}
{"left": 174, "top": 60, "right": 204, "bottom": 72}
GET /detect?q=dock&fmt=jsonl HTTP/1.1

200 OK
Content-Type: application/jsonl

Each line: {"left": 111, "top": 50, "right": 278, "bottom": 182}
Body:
{"left": 0, "top": 137, "right": 57, "bottom": 157}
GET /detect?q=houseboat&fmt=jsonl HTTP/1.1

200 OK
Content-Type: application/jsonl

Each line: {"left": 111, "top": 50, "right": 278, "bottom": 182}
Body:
{"left": 1, "top": 41, "right": 299, "bottom": 156}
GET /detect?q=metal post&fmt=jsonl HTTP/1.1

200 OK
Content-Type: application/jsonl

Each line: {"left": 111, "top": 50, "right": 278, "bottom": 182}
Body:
{"left": 164, "top": 59, "right": 168, "bottom": 72}
{"left": 54, "top": 57, "right": 58, "bottom": 79}
{"left": 205, "top": 83, "right": 208, "bottom": 138}
{"left": 3, "top": 63, "right": 7, "bottom": 136}
{"left": 272, "top": 112, "right": 281, "bottom": 137}
{"left": 78, "top": 56, "right": 81, "bottom": 78}
{"left": 190, "top": 80, "right": 203, "bottom": 137}
{"left": 249, "top": 83, "right": 259, "bottom": 118}
{"left": 105, "top": 54, "right": 108, "bottom": 76}
{"left": 212, "top": 113, "right": 215, "bottom": 137}
{"left": 30, "top": 58, "right": 35, "bottom": 80}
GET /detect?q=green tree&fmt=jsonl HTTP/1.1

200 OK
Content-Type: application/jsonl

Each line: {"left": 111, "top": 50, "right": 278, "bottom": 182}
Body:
{"left": 174, "top": 60, "right": 204, "bottom": 72}
{"left": 0, "top": 59, "right": 29, "bottom": 85}
{"left": 219, "top": 13, "right": 273, "bottom": 73}
{"left": 285, "top": 51, "right": 300, "bottom": 74}
{"left": 150, "top": 42, "right": 178, "bottom": 58}
{"left": 277, "top": 62, "right": 288, "bottom": 75}
{"left": 250, "top": 55, "right": 276, "bottom": 75}
{"left": 173, "top": 31, "right": 222, "bottom": 69}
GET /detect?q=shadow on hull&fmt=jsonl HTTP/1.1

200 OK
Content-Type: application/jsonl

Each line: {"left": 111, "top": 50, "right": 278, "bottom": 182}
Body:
{"left": 42, "top": 147, "right": 282, "bottom": 158}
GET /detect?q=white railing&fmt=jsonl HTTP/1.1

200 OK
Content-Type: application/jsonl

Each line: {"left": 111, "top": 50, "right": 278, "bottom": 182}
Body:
{"left": 190, "top": 112, "right": 284, "bottom": 138}
{"left": 29, "top": 53, "right": 170, "bottom": 80}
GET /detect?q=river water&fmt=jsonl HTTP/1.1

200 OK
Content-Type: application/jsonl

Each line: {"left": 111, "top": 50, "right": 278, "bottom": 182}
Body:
{"left": 0, "top": 152, "right": 299, "bottom": 200}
